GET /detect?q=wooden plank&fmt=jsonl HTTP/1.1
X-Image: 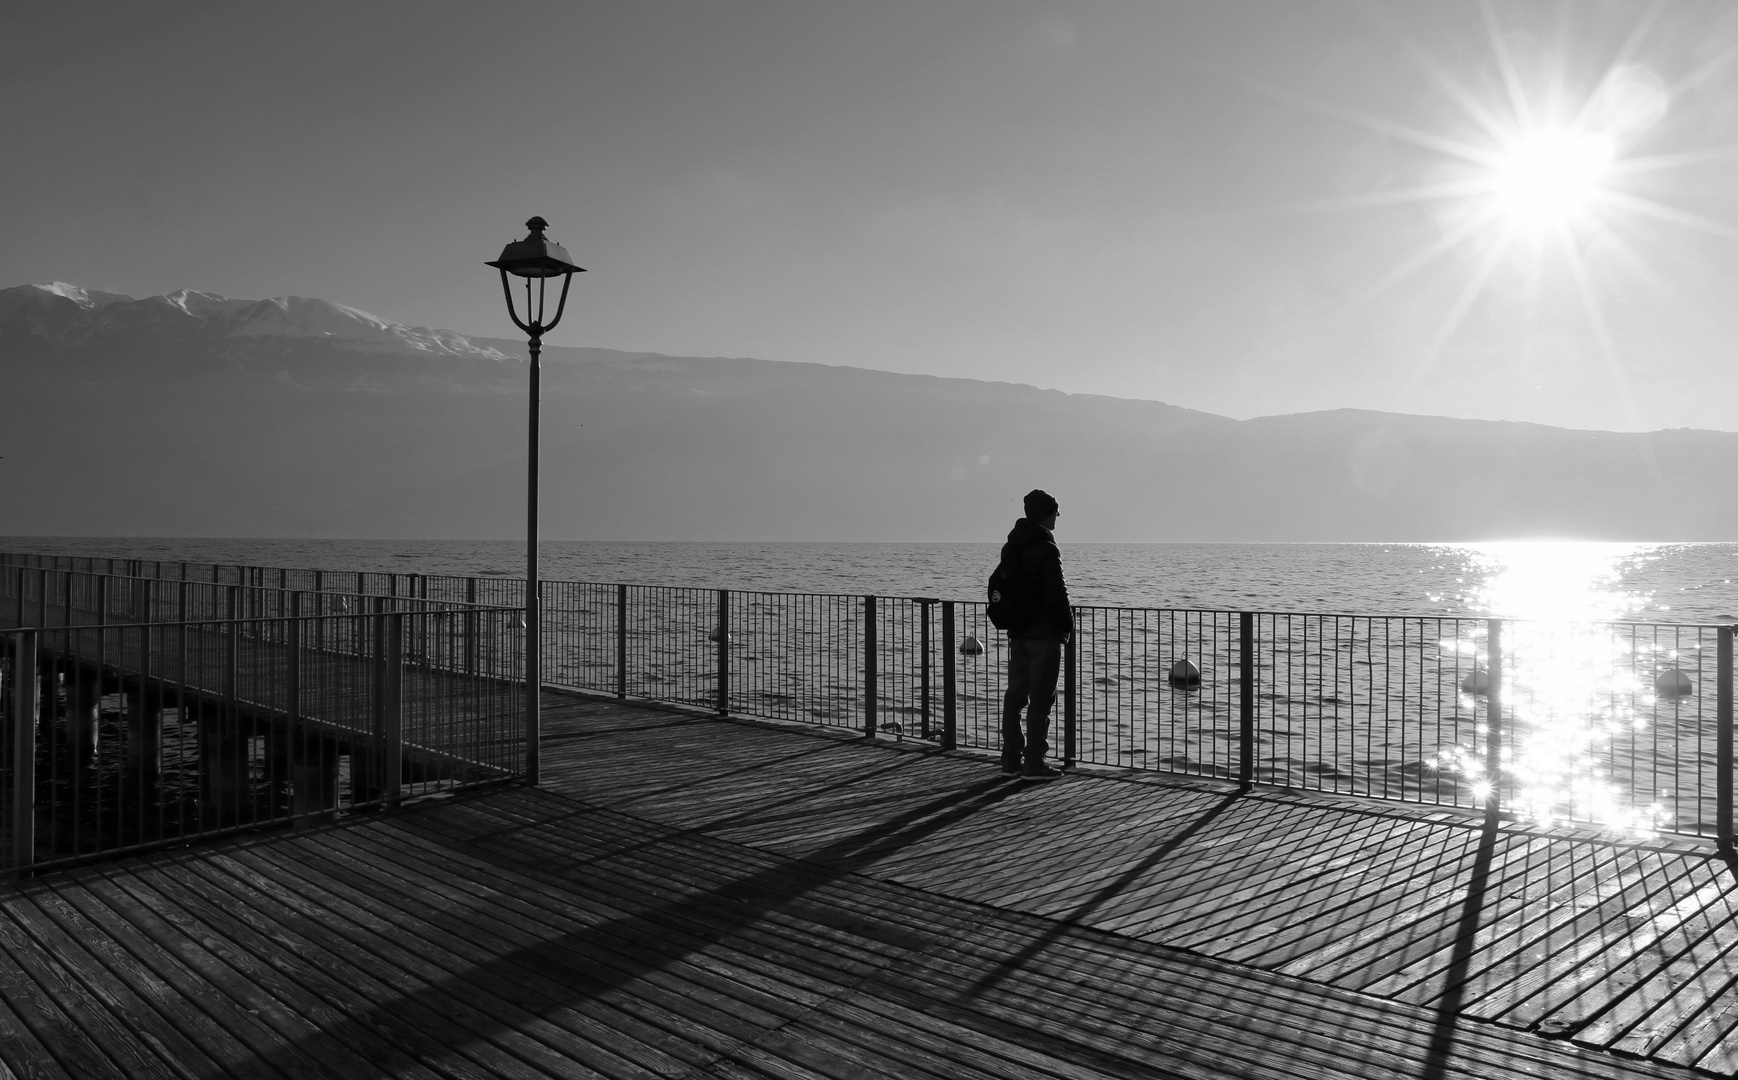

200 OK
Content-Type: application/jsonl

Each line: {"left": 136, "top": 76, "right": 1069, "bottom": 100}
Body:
{"left": 1368, "top": 837, "right": 1676, "bottom": 1005}
{"left": 126, "top": 858, "right": 546, "bottom": 1080}
{"left": 42, "top": 870, "right": 333, "bottom": 1080}
{"left": 3, "top": 884, "right": 224, "bottom": 1080}
{"left": 185, "top": 852, "right": 684, "bottom": 1078}
{"left": 0, "top": 688, "right": 1725, "bottom": 1079}
{"left": 272, "top": 827, "right": 824, "bottom": 1050}
{"left": 0, "top": 898, "right": 169, "bottom": 1080}
{"left": 22, "top": 881, "right": 266, "bottom": 1080}
{"left": 0, "top": 976, "right": 76, "bottom": 1080}
{"left": 1278, "top": 831, "right": 1566, "bottom": 992}
{"left": 1459, "top": 852, "right": 1709, "bottom": 1027}
{"left": 427, "top": 786, "right": 1675, "bottom": 1078}
{"left": 217, "top": 839, "right": 722, "bottom": 1079}
{"left": 71, "top": 865, "right": 401, "bottom": 1080}
{"left": 1571, "top": 870, "right": 1738, "bottom": 1056}
{"left": 389, "top": 797, "right": 957, "bottom": 980}
{"left": 539, "top": 691, "right": 1738, "bottom": 1075}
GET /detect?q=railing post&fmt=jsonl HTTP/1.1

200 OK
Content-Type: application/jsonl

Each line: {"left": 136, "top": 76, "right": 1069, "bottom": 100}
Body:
{"left": 616, "top": 584, "right": 629, "bottom": 699}
{"left": 919, "top": 599, "right": 934, "bottom": 740}
{"left": 465, "top": 577, "right": 479, "bottom": 675}
{"left": 225, "top": 586, "right": 239, "bottom": 706}
{"left": 127, "top": 626, "right": 162, "bottom": 780}
{"left": 11, "top": 630, "right": 37, "bottom": 875}
{"left": 287, "top": 593, "right": 303, "bottom": 769}
{"left": 1064, "top": 617, "right": 1077, "bottom": 768}
{"left": 1719, "top": 625, "right": 1733, "bottom": 851}
{"left": 942, "top": 602, "right": 957, "bottom": 750}
{"left": 382, "top": 613, "right": 403, "bottom": 810}
{"left": 1240, "top": 611, "right": 1255, "bottom": 792}
{"left": 864, "top": 595, "right": 878, "bottom": 737}
{"left": 716, "top": 589, "right": 730, "bottom": 716}
{"left": 1485, "top": 618, "right": 1503, "bottom": 820}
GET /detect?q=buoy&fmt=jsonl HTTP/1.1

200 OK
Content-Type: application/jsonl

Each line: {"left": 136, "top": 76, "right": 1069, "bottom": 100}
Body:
{"left": 1656, "top": 668, "right": 1695, "bottom": 697}
{"left": 1168, "top": 659, "right": 1201, "bottom": 691}
{"left": 1460, "top": 670, "right": 1490, "bottom": 695}
{"left": 960, "top": 635, "right": 985, "bottom": 656}
{"left": 708, "top": 627, "right": 732, "bottom": 643}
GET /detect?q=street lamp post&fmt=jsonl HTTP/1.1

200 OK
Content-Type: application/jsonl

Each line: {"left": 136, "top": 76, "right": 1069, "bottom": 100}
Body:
{"left": 487, "top": 216, "right": 584, "bottom": 785}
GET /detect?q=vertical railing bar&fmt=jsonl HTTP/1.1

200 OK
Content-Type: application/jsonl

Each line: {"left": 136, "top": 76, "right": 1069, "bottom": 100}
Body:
{"left": 942, "top": 601, "right": 956, "bottom": 751}
{"left": 1486, "top": 618, "right": 1503, "bottom": 820}
{"left": 385, "top": 612, "right": 403, "bottom": 810}
{"left": 1240, "top": 611, "right": 1255, "bottom": 792}
{"left": 1718, "top": 625, "right": 1733, "bottom": 851}
{"left": 864, "top": 595, "right": 878, "bottom": 738}
{"left": 1063, "top": 618, "right": 1077, "bottom": 769}
{"left": 716, "top": 589, "right": 730, "bottom": 717}
{"left": 12, "top": 630, "right": 37, "bottom": 874}
{"left": 287, "top": 594, "right": 303, "bottom": 825}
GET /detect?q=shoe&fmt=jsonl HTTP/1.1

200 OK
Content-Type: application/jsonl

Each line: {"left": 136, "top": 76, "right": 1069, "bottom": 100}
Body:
{"left": 999, "top": 762, "right": 1022, "bottom": 778}
{"left": 1021, "top": 763, "right": 1063, "bottom": 782}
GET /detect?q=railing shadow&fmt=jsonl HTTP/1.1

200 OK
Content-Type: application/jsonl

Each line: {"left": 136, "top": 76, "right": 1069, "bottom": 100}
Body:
{"left": 954, "top": 789, "right": 1243, "bottom": 1002}
{"left": 248, "top": 777, "right": 1023, "bottom": 1075}
{"left": 1421, "top": 811, "right": 1501, "bottom": 1080}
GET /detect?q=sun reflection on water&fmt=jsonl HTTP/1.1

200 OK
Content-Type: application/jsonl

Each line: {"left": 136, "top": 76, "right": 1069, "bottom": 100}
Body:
{"left": 1448, "top": 542, "right": 1691, "bottom": 837}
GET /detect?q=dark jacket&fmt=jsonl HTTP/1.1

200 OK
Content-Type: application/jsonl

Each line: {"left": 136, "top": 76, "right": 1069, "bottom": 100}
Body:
{"left": 1001, "top": 517, "right": 1073, "bottom": 642}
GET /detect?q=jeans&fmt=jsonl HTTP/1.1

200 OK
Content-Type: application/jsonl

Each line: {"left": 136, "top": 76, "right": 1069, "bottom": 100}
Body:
{"left": 1002, "top": 636, "right": 1062, "bottom": 767}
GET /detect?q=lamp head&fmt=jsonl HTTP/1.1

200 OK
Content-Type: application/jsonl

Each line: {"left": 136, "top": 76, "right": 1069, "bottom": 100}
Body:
{"left": 486, "top": 216, "right": 585, "bottom": 279}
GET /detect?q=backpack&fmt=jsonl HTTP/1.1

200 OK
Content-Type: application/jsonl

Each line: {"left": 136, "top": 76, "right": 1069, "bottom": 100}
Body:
{"left": 986, "top": 549, "right": 1042, "bottom": 632}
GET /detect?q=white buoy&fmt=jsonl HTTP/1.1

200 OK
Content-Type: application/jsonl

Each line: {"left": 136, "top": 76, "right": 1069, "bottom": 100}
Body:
{"left": 960, "top": 635, "right": 985, "bottom": 656}
{"left": 1168, "top": 658, "right": 1201, "bottom": 691}
{"left": 1656, "top": 668, "right": 1695, "bottom": 697}
{"left": 1460, "top": 670, "right": 1490, "bottom": 695}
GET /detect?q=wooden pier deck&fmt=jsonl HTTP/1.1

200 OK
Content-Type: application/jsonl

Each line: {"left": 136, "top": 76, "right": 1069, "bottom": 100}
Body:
{"left": 1, "top": 691, "right": 1731, "bottom": 1078}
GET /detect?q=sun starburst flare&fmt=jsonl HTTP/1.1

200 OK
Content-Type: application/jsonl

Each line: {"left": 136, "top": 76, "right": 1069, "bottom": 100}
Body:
{"left": 1273, "top": 1, "right": 1738, "bottom": 405}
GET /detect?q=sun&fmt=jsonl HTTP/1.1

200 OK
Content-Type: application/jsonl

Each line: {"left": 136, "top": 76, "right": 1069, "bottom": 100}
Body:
{"left": 1488, "top": 129, "right": 1615, "bottom": 228}
{"left": 1280, "top": 4, "right": 1738, "bottom": 386}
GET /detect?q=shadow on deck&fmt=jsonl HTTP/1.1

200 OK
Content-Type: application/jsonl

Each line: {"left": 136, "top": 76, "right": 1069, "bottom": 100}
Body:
{"left": 0, "top": 690, "right": 1722, "bottom": 1079}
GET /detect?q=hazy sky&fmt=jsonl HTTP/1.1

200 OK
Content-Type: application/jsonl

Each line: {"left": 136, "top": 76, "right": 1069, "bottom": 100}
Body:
{"left": 11, "top": 1, "right": 1738, "bottom": 432}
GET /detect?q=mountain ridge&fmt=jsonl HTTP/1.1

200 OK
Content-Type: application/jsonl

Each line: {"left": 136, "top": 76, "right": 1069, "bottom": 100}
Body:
{"left": 1, "top": 282, "right": 1732, "bottom": 541}
{"left": 11, "top": 282, "right": 1726, "bottom": 436}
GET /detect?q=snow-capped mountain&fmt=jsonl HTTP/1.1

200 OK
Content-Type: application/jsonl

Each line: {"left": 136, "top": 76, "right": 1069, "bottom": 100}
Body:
{"left": 3, "top": 280, "right": 1736, "bottom": 541}
{"left": 0, "top": 281, "right": 513, "bottom": 362}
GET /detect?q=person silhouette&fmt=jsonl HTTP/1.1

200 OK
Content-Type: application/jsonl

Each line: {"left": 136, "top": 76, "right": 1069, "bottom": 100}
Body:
{"left": 997, "top": 488, "right": 1073, "bottom": 781}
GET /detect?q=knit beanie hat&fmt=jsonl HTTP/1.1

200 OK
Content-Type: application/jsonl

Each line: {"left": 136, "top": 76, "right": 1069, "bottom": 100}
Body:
{"left": 1023, "top": 489, "right": 1060, "bottom": 519}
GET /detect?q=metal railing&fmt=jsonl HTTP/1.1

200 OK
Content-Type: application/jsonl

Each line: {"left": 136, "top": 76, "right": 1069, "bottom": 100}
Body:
{"left": 3, "top": 553, "right": 1732, "bottom": 844}
{"left": 0, "top": 568, "right": 526, "bottom": 872}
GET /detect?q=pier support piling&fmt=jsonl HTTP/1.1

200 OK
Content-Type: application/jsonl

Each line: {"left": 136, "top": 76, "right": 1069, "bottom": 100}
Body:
{"left": 197, "top": 702, "right": 248, "bottom": 818}
{"left": 127, "top": 689, "right": 163, "bottom": 779}
{"left": 291, "top": 738, "right": 341, "bottom": 822}
{"left": 68, "top": 667, "right": 101, "bottom": 761}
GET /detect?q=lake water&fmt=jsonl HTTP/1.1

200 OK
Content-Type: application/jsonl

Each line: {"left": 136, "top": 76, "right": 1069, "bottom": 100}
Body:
{"left": 4, "top": 536, "right": 1735, "bottom": 624}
